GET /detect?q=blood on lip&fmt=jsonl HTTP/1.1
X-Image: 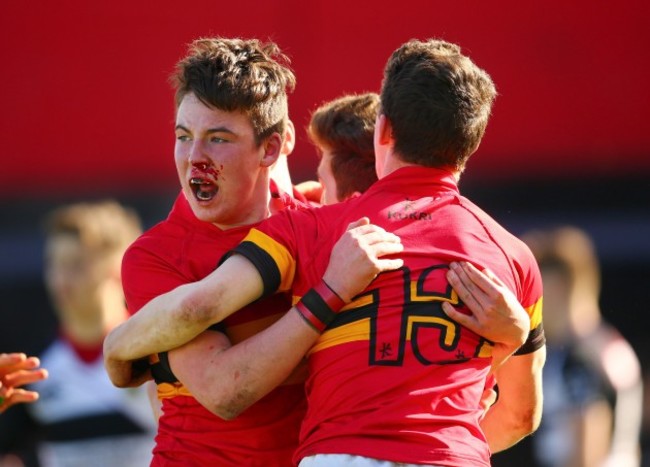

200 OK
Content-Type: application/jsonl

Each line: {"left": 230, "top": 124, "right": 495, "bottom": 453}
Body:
{"left": 191, "top": 163, "right": 224, "bottom": 182}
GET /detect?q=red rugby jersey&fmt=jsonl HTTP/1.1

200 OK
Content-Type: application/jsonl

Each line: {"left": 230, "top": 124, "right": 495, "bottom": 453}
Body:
{"left": 122, "top": 190, "right": 307, "bottom": 467}
{"left": 234, "top": 166, "right": 544, "bottom": 467}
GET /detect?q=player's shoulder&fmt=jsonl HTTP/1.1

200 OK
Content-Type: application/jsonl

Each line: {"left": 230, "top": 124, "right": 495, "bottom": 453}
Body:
{"left": 456, "top": 196, "right": 540, "bottom": 276}
{"left": 274, "top": 198, "right": 346, "bottom": 231}
{"left": 122, "top": 219, "right": 183, "bottom": 267}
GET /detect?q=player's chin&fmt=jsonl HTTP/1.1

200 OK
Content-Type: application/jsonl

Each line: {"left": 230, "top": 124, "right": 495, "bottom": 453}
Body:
{"left": 191, "top": 202, "right": 222, "bottom": 224}
{"left": 182, "top": 188, "right": 217, "bottom": 217}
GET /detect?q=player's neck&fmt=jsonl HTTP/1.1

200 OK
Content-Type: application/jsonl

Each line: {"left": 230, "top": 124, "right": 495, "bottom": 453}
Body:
{"left": 379, "top": 154, "right": 418, "bottom": 178}
{"left": 380, "top": 154, "right": 461, "bottom": 181}
{"left": 270, "top": 154, "right": 293, "bottom": 195}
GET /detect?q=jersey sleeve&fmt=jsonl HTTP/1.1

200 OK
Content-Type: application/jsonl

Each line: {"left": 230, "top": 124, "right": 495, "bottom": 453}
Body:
{"left": 121, "top": 241, "right": 191, "bottom": 314}
{"left": 233, "top": 229, "right": 296, "bottom": 298}
{"left": 121, "top": 235, "right": 225, "bottom": 386}
{"left": 231, "top": 208, "right": 316, "bottom": 299}
{"left": 515, "top": 296, "right": 545, "bottom": 355}
{"left": 514, "top": 250, "right": 546, "bottom": 356}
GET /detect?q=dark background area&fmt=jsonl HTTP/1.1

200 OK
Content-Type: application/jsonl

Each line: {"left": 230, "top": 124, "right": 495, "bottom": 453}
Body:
{"left": 1, "top": 1, "right": 648, "bottom": 465}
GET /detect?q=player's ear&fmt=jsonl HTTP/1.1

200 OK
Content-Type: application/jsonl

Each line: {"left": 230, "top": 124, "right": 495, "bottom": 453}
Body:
{"left": 281, "top": 120, "right": 296, "bottom": 156}
{"left": 376, "top": 113, "right": 393, "bottom": 145}
{"left": 261, "top": 132, "right": 282, "bottom": 168}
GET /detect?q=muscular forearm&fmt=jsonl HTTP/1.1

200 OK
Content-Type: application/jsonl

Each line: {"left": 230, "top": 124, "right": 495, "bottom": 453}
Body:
{"left": 481, "top": 349, "right": 545, "bottom": 452}
{"left": 481, "top": 397, "right": 536, "bottom": 453}
{"left": 104, "top": 255, "right": 265, "bottom": 362}
{"left": 172, "top": 307, "right": 318, "bottom": 420}
{"left": 104, "top": 282, "right": 210, "bottom": 361}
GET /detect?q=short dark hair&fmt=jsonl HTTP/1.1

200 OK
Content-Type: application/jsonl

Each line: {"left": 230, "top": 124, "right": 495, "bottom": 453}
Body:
{"left": 381, "top": 39, "right": 496, "bottom": 171}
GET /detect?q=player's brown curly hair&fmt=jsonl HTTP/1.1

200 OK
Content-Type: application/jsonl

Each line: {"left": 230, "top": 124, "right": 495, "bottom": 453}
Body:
{"left": 171, "top": 37, "right": 296, "bottom": 145}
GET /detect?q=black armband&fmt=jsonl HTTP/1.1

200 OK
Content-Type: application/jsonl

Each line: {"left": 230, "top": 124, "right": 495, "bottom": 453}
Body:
{"left": 515, "top": 323, "right": 546, "bottom": 355}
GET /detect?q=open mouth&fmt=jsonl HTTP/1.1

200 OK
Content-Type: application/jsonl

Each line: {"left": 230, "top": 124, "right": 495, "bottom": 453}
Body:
{"left": 190, "top": 177, "right": 218, "bottom": 202}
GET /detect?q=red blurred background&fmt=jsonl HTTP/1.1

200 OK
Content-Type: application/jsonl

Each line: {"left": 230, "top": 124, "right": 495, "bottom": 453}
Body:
{"left": 1, "top": 0, "right": 649, "bottom": 196}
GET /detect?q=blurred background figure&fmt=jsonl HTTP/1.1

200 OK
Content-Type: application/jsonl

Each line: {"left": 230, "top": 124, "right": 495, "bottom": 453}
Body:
{"left": 494, "top": 225, "right": 643, "bottom": 467}
{"left": 0, "top": 200, "right": 156, "bottom": 467}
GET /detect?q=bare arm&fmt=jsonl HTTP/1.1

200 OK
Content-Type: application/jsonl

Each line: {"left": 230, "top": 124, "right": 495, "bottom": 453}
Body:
{"left": 168, "top": 218, "right": 404, "bottom": 419}
{"left": 170, "top": 310, "right": 317, "bottom": 419}
{"left": 481, "top": 348, "right": 545, "bottom": 452}
{"left": 104, "top": 253, "right": 265, "bottom": 387}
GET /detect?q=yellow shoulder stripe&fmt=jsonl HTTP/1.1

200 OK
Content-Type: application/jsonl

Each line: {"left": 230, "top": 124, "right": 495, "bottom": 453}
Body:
{"left": 244, "top": 229, "right": 296, "bottom": 292}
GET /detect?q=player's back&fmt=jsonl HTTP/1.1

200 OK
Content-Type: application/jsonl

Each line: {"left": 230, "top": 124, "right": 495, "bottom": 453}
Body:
{"left": 292, "top": 166, "right": 540, "bottom": 466}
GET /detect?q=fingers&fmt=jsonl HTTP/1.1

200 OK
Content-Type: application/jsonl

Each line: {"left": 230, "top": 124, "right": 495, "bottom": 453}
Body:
{"left": 451, "top": 262, "right": 506, "bottom": 296}
{"left": 351, "top": 225, "right": 403, "bottom": 269}
{"left": 0, "top": 389, "right": 40, "bottom": 413}
{"left": 441, "top": 301, "right": 476, "bottom": 329}
{"left": 4, "top": 368, "right": 48, "bottom": 388}
{"left": 2, "top": 389, "right": 38, "bottom": 409}
{"left": 477, "top": 266, "right": 506, "bottom": 288}
{"left": 461, "top": 262, "right": 506, "bottom": 291}
{"left": 346, "top": 217, "right": 370, "bottom": 230}
{"left": 325, "top": 221, "right": 402, "bottom": 301}
{"left": 375, "top": 258, "right": 404, "bottom": 272}
{"left": 0, "top": 355, "right": 45, "bottom": 397}
{"left": 445, "top": 261, "right": 530, "bottom": 347}
{"left": 347, "top": 224, "right": 402, "bottom": 247}
{"left": 8, "top": 389, "right": 40, "bottom": 404}
{"left": 0, "top": 353, "right": 27, "bottom": 367}
{"left": 447, "top": 262, "right": 504, "bottom": 312}
{"left": 446, "top": 264, "right": 483, "bottom": 315}
{"left": 0, "top": 354, "right": 48, "bottom": 413}
{"left": 0, "top": 355, "right": 40, "bottom": 373}
{"left": 371, "top": 241, "right": 404, "bottom": 258}
{"left": 12, "top": 357, "right": 41, "bottom": 373}
{"left": 0, "top": 354, "right": 29, "bottom": 378}
{"left": 449, "top": 262, "right": 492, "bottom": 295}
